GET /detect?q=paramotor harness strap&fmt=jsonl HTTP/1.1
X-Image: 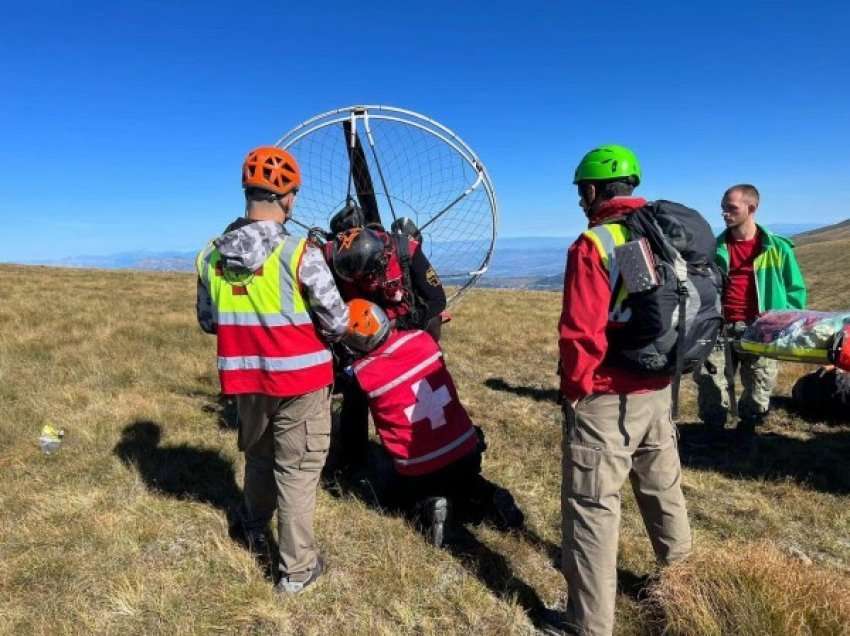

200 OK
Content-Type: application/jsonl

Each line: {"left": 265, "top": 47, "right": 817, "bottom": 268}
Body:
{"left": 393, "top": 234, "right": 427, "bottom": 329}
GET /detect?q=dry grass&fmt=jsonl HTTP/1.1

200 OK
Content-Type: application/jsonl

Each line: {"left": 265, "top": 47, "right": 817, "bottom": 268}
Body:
{"left": 1, "top": 241, "right": 849, "bottom": 635}
{"left": 642, "top": 541, "right": 850, "bottom": 636}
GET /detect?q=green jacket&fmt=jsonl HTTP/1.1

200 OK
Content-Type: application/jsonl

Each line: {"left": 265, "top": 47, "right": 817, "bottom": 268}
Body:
{"left": 715, "top": 224, "right": 807, "bottom": 313}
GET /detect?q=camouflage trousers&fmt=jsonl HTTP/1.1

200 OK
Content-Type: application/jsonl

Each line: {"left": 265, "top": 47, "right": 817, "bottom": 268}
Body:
{"left": 693, "top": 341, "right": 778, "bottom": 427}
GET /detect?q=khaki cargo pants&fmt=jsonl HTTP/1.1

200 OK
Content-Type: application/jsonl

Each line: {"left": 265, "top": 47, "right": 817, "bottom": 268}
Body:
{"left": 561, "top": 386, "right": 692, "bottom": 636}
{"left": 237, "top": 386, "right": 331, "bottom": 581}
{"left": 694, "top": 341, "right": 778, "bottom": 427}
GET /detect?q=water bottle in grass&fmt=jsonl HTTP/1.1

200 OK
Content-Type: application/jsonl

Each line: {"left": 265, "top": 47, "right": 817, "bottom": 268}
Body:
{"left": 39, "top": 424, "right": 64, "bottom": 455}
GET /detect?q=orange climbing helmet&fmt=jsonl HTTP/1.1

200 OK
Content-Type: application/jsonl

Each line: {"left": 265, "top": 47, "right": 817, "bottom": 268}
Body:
{"left": 242, "top": 146, "right": 301, "bottom": 196}
{"left": 344, "top": 299, "right": 391, "bottom": 353}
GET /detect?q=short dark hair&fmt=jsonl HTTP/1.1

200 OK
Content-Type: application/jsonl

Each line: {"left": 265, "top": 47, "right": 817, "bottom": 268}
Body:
{"left": 244, "top": 187, "right": 279, "bottom": 203}
{"left": 723, "top": 184, "right": 760, "bottom": 206}
{"left": 578, "top": 177, "right": 636, "bottom": 203}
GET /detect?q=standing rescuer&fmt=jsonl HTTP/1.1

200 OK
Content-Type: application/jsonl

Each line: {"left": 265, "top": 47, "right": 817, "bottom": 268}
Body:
{"left": 557, "top": 145, "right": 692, "bottom": 636}
{"left": 195, "top": 146, "right": 348, "bottom": 594}
{"left": 694, "top": 184, "right": 806, "bottom": 434}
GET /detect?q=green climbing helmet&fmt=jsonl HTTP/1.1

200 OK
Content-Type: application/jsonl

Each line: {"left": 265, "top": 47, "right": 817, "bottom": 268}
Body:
{"left": 573, "top": 144, "right": 642, "bottom": 185}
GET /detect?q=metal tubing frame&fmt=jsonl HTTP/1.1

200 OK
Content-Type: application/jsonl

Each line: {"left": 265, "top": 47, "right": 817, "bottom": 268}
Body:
{"left": 276, "top": 105, "right": 499, "bottom": 300}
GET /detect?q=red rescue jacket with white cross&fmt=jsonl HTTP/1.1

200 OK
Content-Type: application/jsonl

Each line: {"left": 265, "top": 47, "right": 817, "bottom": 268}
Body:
{"left": 351, "top": 329, "right": 478, "bottom": 476}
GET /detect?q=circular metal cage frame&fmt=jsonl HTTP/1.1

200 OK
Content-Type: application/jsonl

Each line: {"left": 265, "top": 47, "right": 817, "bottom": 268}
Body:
{"left": 276, "top": 105, "right": 499, "bottom": 304}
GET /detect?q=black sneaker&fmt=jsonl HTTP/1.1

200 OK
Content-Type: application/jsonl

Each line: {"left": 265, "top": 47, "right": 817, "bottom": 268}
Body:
{"left": 275, "top": 555, "right": 325, "bottom": 595}
{"left": 736, "top": 415, "right": 762, "bottom": 437}
{"left": 416, "top": 497, "right": 450, "bottom": 548}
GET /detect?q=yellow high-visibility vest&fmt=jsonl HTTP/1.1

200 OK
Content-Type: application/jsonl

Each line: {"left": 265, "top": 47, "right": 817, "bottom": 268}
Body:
{"left": 196, "top": 236, "right": 332, "bottom": 396}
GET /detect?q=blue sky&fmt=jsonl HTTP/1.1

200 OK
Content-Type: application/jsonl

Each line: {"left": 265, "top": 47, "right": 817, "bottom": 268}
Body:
{"left": 2, "top": 1, "right": 849, "bottom": 261}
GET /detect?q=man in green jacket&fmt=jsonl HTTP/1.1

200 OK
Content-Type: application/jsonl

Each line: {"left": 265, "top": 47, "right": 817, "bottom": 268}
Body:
{"left": 694, "top": 184, "right": 807, "bottom": 434}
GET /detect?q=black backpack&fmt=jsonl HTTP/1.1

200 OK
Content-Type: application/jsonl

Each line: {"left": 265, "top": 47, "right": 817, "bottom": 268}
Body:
{"left": 604, "top": 200, "right": 723, "bottom": 416}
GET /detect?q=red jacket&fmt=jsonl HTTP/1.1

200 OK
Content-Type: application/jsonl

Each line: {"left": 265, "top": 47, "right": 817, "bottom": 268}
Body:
{"left": 558, "top": 197, "right": 670, "bottom": 402}
{"left": 352, "top": 330, "right": 478, "bottom": 476}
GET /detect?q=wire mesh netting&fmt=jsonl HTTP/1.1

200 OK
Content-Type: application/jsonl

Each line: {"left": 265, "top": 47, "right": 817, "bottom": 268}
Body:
{"left": 277, "top": 106, "right": 498, "bottom": 303}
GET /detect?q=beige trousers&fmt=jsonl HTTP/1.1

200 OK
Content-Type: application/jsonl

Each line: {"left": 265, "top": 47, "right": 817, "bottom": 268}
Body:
{"left": 238, "top": 386, "right": 331, "bottom": 581}
{"left": 561, "top": 386, "right": 692, "bottom": 636}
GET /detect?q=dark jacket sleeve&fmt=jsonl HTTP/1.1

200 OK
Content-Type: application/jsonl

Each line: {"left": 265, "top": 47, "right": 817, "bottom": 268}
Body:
{"left": 196, "top": 277, "right": 217, "bottom": 334}
{"left": 408, "top": 246, "right": 447, "bottom": 323}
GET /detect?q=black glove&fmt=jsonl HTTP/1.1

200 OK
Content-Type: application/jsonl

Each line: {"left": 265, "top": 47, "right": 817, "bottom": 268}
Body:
{"left": 307, "top": 227, "right": 331, "bottom": 247}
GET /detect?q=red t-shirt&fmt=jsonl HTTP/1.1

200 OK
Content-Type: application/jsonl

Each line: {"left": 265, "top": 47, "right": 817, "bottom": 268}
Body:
{"left": 723, "top": 235, "right": 760, "bottom": 323}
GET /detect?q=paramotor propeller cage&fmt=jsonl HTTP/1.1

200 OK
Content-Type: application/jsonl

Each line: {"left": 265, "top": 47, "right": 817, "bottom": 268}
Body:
{"left": 276, "top": 105, "right": 499, "bottom": 305}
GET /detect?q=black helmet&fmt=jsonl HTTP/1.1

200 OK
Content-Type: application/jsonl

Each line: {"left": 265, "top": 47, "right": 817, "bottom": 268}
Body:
{"left": 329, "top": 202, "right": 366, "bottom": 235}
{"left": 332, "top": 228, "right": 388, "bottom": 282}
{"left": 390, "top": 216, "right": 422, "bottom": 241}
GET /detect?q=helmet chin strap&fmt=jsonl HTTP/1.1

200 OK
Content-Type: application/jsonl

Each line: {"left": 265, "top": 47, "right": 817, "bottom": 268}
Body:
{"left": 275, "top": 196, "right": 290, "bottom": 221}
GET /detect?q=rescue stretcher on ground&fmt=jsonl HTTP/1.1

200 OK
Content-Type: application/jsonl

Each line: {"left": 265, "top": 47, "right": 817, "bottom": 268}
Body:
{"left": 735, "top": 310, "right": 850, "bottom": 371}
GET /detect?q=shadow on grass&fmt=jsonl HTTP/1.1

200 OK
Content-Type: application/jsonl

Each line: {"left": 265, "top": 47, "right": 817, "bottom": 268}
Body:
{"left": 484, "top": 377, "right": 560, "bottom": 404}
{"left": 771, "top": 395, "right": 850, "bottom": 426}
{"left": 178, "top": 384, "right": 240, "bottom": 430}
{"left": 323, "top": 442, "right": 554, "bottom": 628}
{"left": 677, "top": 421, "right": 850, "bottom": 494}
{"left": 113, "top": 420, "right": 242, "bottom": 510}
{"left": 446, "top": 526, "right": 550, "bottom": 626}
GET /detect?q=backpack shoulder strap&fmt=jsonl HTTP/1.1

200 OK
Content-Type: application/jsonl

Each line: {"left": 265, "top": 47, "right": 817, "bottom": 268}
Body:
{"left": 394, "top": 233, "right": 410, "bottom": 269}
{"left": 393, "top": 234, "right": 426, "bottom": 325}
{"left": 582, "top": 222, "right": 630, "bottom": 270}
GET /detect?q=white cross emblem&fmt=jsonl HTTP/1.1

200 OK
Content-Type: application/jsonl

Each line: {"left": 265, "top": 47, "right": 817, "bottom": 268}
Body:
{"left": 404, "top": 379, "right": 452, "bottom": 429}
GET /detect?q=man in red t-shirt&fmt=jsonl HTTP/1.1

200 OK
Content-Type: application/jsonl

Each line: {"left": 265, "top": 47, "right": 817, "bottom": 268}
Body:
{"left": 694, "top": 184, "right": 805, "bottom": 434}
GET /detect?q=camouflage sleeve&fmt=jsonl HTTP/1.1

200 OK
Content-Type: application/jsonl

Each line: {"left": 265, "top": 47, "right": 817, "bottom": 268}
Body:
{"left": 299, "top": 245, "right": 349, "bottom": 342}
{"left": 196, "top": 277, "right": 216, "bottom": 334}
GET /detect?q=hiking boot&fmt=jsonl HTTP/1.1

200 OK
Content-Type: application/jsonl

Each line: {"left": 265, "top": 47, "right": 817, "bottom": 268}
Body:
{"left": 533, "top": 607, "right": 578, "bottom": 635}
{"left": 416, "top": 497, "right": 450, "bottom": 548}
{"left": 737, "top": 412, "right": 765, "bottom": 437}
{"left": 275, "top": 555, "right": 325, "bottom": 595}
{"left": 491, "top": 488, "right": 525, "bottom": 531}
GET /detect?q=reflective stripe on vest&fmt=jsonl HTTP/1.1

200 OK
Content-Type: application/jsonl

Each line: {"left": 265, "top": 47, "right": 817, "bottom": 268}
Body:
{"left": 199, "top": 236, "right": 332, "bottom": 396}
{"left": 218, "top": 350, "right": 333, "bottom": 371}
{"left": 393, "top": 426, "right": 477, "bottom": 468}
{"left": 365, "top": 351, "right": 443, "bottom": 399}
{"left": 583, "top": 223, "right": 632, "bottom": 323}
{"left": 352, "top": 330, "right": 478, "bottom": 476}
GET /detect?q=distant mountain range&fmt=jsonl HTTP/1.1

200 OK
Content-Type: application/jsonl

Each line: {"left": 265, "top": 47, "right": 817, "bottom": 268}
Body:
{"left": 16, "top": 221, "right": 843, "bottom": 291}
{"left": 478, "top": 221, "right": 838, "bottom": 290}
{"left": 31, "top": 250, "right": 198, "bottom": 272}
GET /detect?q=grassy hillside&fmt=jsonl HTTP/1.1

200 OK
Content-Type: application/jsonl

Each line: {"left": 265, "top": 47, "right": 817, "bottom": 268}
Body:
{"left": 1, "top": 245, "right": 849, "bottom": 634}
{"left": 795, "top": 219, "right": 850, "bottom": 246}
{"left": 796, "top": 233, "right": 850, "bottom": 310}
